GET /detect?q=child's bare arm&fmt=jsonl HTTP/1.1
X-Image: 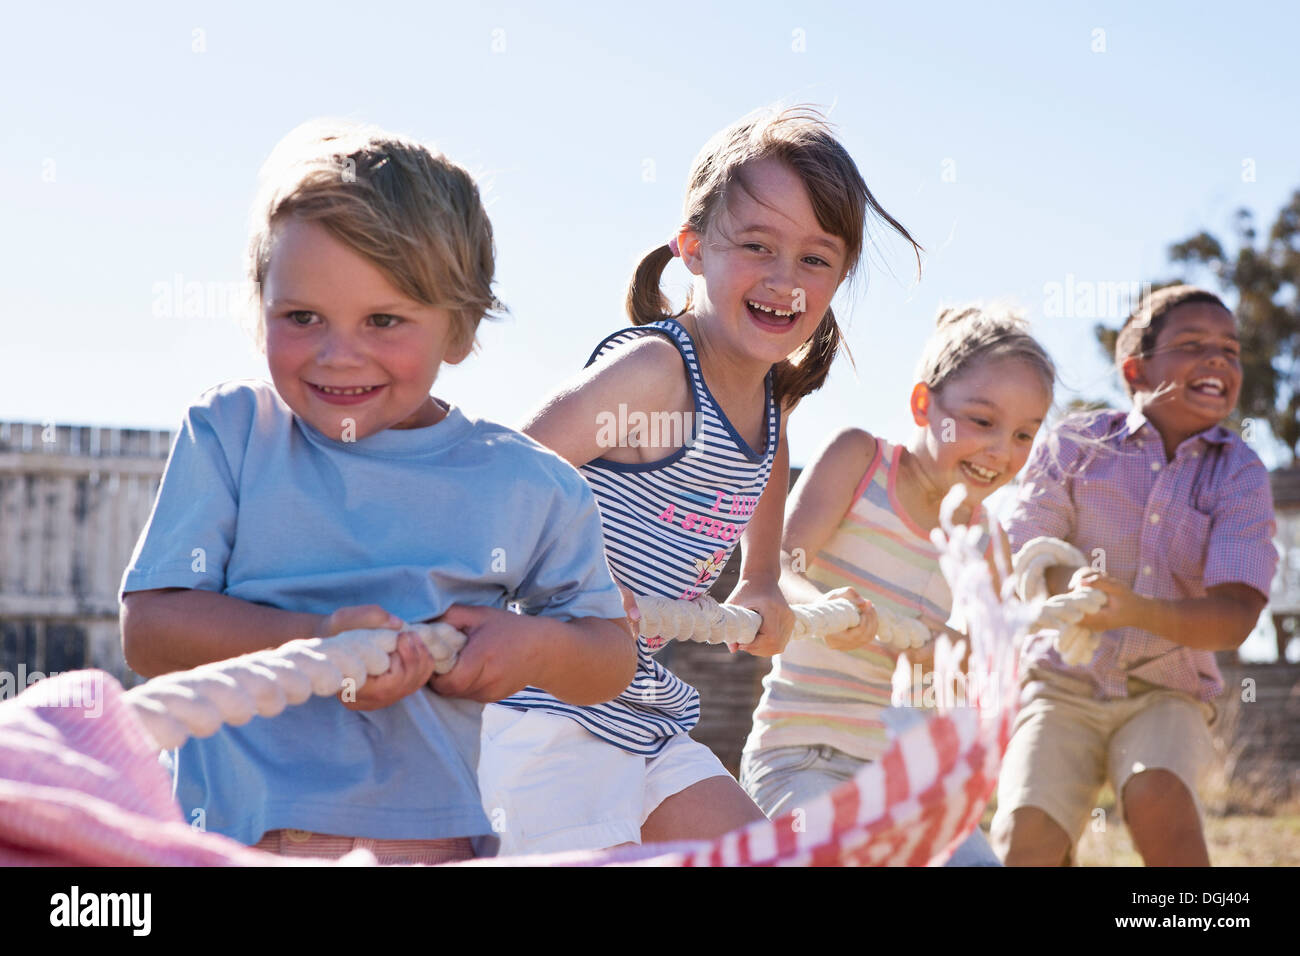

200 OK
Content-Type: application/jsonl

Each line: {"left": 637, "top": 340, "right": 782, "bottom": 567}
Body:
{"left": 521, "top": 336, "right": 689, "bottom": 468}
{"left": 729, "top": 415, "right": 794, "bottom": 655}
{"left": 124, "top": 588, "right": 446, "bottom": 709}
{"left": 773, "top": 428, "right": 880, "bottom": 651}
{"left": 1077, "top": 573, "right": 1267, "bottom": 651}
{"left": 780, "top": 428, "right": 876, "bottom": 590}
{"left": 121, "top": 587, "right": 342, "bottom": 677}
{"left": 431, "top": 605, "right": 635, "bottom": 704}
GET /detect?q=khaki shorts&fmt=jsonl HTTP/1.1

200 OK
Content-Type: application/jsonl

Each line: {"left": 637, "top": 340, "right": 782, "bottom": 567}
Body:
{"left": 993, "top": 668, "right": 1216, "bottom": 852}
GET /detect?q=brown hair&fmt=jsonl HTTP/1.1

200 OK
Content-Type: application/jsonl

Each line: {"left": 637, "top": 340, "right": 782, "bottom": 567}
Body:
{"left": 246, "top": 119, "right": 502, "bottom": 353}
{"left": 1114, "top": 285, "right": 1230, "bottom": 396}
{"left": 625, "top": 105, "right": 920, "bottom": 406}
{"left": 917, "top": 304, "right": 1056, "bottom": 396}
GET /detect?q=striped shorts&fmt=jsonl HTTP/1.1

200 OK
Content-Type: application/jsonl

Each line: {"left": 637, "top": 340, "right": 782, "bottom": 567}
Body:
{"left": 253, "top": 829, "right": 475, "bottom": 865}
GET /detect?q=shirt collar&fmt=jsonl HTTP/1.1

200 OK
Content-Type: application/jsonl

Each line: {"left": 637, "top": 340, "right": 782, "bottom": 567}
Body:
{"left": 1122, "top": 407, "right": 1235, "bottom": 448}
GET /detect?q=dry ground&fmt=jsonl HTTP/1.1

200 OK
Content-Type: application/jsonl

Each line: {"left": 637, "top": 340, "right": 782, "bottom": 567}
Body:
{"left": 1075, "top": 813, "right": 1300, "bottom": 866}
{"left": 980, "top": 777, "right": 1300, "bottom": 866}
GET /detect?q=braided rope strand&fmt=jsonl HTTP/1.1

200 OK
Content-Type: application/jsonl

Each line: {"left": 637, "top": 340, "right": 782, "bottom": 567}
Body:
{"left": 122, "top": 622, "right": 466, "bottom": 751}
{"left": 1011, "top": 536, "right": 1107, "bottom": 666}
{"left": 123, "top": 588, "right": 935, "bottom": 752}
{"left": 633, "top": 593, "right": 930, "bottom": 649}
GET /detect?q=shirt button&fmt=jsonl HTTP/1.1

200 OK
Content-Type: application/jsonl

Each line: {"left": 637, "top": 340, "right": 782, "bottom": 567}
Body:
{"left": 1143, "top": 566, "right": 1153, "bottom": 575}
{"left": 1150, "top": 461, "right": 1161, "bottom": 471}
{"left": 1149, "top": 513, "right": 1160, "bottom": 524}
{"left": 285, "top": 829, "right": 313, "bottom": 844}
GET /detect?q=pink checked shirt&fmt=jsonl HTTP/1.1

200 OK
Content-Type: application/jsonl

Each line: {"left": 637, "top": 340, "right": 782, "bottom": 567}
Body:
{"left": 1006, "top": 408, "right": 1278, "bottom": 701}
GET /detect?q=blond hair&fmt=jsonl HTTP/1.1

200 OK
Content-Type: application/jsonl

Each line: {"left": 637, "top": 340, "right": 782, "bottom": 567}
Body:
{"left": 916, "top": 304, "right": 1056, "bottom": 395}
{"left": 246, "top": 119, "right": 501, "bottom": 352}
{"left": 626, "top": 105, "right": 920, "bottom": 406}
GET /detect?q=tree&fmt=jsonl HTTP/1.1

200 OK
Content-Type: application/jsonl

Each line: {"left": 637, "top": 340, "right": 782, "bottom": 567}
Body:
{"left": 1094, "top": 190, "right": 1300, "bottom": 462}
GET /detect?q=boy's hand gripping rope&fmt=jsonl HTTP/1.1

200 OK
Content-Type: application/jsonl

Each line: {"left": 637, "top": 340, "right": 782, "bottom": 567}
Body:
{"left": 123, "top": 623, "right": 466, "bottom": 752}
{"left": 1011, "top": 536, "right": 1107, "bottom": 666}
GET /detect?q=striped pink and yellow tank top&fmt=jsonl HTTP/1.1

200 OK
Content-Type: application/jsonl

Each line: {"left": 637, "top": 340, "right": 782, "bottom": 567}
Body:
{"left": 745, "top": 438, "right": 972, "bottom": 763}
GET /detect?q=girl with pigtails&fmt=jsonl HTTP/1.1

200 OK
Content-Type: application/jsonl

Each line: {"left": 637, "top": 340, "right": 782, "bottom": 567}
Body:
{"left": 478, "top": 105, "right": 920, "bottom": 855}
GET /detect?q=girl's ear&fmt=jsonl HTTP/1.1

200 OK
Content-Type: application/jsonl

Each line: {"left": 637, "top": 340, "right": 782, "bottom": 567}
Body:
{"left": 909, "top": 382, "right": 931, "bottom": 426}
{"left": 677, "top": 227, "right": 705, "bottom": 277}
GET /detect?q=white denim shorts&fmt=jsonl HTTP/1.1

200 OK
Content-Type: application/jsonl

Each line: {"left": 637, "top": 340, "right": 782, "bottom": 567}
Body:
{"left": 478, "top": 703, "right": 730, "bottom": 856}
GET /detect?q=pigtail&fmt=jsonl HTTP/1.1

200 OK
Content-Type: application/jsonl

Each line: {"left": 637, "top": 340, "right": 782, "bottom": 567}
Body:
{"left": 771, "top": 307, "right": 850, "bottom": 406}
{"left": 625, "top": 244, "right": 684, "bottom": 326}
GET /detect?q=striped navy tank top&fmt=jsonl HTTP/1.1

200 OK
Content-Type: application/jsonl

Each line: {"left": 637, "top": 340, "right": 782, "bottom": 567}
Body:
{"left": 504, "top": 318, "right": 781, "bottom": 754}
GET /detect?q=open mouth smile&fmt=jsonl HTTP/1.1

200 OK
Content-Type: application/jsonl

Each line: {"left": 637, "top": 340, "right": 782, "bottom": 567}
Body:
{"left": 746, "top": 299, "right": 802, "bottom": 330}
{"left": 1188, "top": 376, "right": 1227, "bottom": 398}
{"left": 307, "top": 383, "right": 386, "bottom": 404}
{"left": 959, "top": 461, "right": 1000, "bottom": 485}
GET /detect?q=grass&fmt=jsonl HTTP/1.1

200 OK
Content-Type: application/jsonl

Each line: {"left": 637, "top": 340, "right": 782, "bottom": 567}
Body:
{"left": 1076, "top": 813, "right": 1300, "bottom": 867}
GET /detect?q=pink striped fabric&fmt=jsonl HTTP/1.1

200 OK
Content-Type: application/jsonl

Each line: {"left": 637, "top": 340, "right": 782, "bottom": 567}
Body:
{"left": 0, "top": 672, "right": 338, "bottom": 866}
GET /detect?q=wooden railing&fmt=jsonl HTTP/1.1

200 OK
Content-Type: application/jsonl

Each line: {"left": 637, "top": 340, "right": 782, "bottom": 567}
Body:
{"left": 0, "top": 422, "right": 170, "bottom": 683}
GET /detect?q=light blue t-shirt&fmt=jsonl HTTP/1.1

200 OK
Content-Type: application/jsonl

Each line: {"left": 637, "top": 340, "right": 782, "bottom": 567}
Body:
{"left": 120, "top": 379, "right": 625, "bottom": 846}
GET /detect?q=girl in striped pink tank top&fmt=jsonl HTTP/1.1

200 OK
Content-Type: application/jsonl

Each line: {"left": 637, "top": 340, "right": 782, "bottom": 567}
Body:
{"left": 742, "top": 305, "right": 1055, "bottom": 865}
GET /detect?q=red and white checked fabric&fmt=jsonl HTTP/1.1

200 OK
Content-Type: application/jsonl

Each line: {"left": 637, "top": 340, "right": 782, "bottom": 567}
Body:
{"left": 0, "top": 509, "right": 1025, "bottom": 867}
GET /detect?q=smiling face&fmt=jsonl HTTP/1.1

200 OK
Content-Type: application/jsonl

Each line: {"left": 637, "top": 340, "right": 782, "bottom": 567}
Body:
{"left": 678, "top": 157, "right": 848, "bottom": 371}
{"left": 1125, "top": 302, "right": 1241, "bottom": 444}
{"left": 912, "top": 356, "right": 1053, "bottom": 506}
{"left": 261, "top": 217, "right": 471, "bottom": 441}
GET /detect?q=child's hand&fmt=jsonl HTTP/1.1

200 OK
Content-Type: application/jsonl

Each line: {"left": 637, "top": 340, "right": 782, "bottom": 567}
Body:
{"left": 429, "top": 604, "right": 543, "bottom": 702}
{"left": 820, "top": 587, "right": 880, "bottom": 651}
{"left": 345, "top": 630, "right": 439, "bottom": 711}
{"left": 726, "top": 578, "right": 795, "bottom": 657}
{"left": 1072, "top": 570, "right": 1146, "bottom": 633}
{"left": 313, "top": 604, "right": 439, "bottom": 711}
{"left": 619, "top": 584, "right": 643, "bottom": 638}
{"left": 313, "top": 604, "right": 405, "bottom": 640}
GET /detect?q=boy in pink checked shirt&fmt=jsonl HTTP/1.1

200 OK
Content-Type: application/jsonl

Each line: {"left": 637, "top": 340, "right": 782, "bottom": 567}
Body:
{"left": 993, "top": 285, "right": 1279, "bottom": 866}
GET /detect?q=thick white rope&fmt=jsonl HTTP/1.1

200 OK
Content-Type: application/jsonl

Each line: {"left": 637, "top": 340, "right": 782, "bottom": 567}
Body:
{"left": 1011, "top": 536, "right": 1107, "bottom": 666}
{"left": 634, "top": 593, "right": 930, "bottom": 650}
{"left": 122, "top": 623, "right": 466, "bottom": 751}
{"left": 122, "top": 591, "right": 929, "bottom": 752}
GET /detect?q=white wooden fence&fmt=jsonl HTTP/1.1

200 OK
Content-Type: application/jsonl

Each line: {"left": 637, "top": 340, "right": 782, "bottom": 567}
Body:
{"left": 0, "top": 421, "right": 170, "bottom": 684}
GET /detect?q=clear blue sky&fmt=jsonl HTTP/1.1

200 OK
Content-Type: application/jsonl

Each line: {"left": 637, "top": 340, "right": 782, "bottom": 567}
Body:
{"left": 3, "top": 3, "right": 1296, "bottom": 650}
